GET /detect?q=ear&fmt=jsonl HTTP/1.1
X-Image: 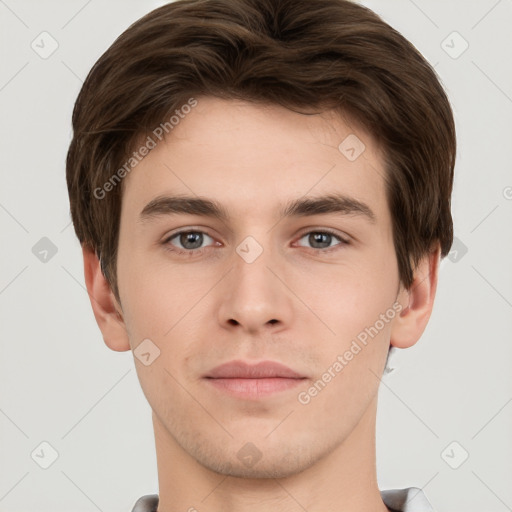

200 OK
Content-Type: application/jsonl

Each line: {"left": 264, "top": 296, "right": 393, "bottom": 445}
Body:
{"left": 82, "top": 246, "right": 131, "bottom": 352}
{"left": 390, "top": 244, "right": 441, "bottom": 349}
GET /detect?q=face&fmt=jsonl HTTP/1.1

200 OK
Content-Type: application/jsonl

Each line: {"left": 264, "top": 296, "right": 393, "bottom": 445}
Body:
{"left": 115, "top": 96, "right": 401, "bottom": 478}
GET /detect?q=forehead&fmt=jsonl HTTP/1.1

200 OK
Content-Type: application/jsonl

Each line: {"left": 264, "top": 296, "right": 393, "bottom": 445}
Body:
{"left": 120, "top": 96, "right": 389, "bottom": 226}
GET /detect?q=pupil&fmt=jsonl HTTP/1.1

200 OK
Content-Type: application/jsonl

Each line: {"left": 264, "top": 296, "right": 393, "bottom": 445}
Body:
{"left": 181, "top": 232, "right": 203, "bottom": 249}
{"left": 310, "top": 232, "right": 331, "bottom": 248}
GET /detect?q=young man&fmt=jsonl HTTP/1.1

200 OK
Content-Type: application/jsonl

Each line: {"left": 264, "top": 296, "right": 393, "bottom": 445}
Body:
{"left": 66, "top": 0, "right": 456, "bottom": 510}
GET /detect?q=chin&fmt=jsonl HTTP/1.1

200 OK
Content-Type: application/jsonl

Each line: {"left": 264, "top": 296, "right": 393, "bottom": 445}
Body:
{"left": 191, "top": 439, "right": 321, "bottom": 479}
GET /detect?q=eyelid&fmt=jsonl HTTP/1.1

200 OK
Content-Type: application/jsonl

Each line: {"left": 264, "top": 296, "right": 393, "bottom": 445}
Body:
{"left": 161, "top": 227, "right": 351, "bottom": 254}
{"left": 162, "top": 226, "right": 217, "bottom": 242}
{"left": 294, "top": 227, "right": 351, "bottom": 244}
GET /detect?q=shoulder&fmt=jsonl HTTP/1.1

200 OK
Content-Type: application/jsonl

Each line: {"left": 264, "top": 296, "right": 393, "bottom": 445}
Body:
{"left": 131, "top": 489, "right": 434, "bottom": 512}
{"left": 130, "top": 494, "right": 159, "bottom": 512}
{"left": 380, "top": 487, "right": 435, "bottom": 512}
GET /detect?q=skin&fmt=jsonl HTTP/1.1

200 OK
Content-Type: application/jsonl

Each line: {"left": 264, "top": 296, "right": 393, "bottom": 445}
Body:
{"left": 83, "top": 96, "right": 440, "bottom": 512}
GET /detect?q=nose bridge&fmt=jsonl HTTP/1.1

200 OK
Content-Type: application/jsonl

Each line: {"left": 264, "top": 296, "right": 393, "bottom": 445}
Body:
{"left": 218, "top": 233, "right": 292, "bottom": 331}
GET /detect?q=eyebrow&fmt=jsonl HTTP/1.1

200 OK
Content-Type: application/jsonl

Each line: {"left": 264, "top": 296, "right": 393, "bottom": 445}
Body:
{"left": 138, "top": 193, "right": 376, "bottom": 224}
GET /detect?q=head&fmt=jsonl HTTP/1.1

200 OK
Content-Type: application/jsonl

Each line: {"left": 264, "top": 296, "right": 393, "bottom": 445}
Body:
{"left": 66, "top": 0, "right": 455, "bottom": 478}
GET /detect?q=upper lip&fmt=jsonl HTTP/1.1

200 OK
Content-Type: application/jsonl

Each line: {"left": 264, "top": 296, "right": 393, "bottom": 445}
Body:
{"left": 205, "top": 360, "right": 305, "bottom": 379}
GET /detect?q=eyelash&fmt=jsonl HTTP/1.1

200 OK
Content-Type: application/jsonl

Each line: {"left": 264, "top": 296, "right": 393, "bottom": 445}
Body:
{"left": 161, "top": 228, "right": 350, "bottom": 256}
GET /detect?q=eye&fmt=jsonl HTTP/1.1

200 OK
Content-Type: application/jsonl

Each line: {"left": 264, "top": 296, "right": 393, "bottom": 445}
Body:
{"left": 296, "top": 230, "right": 348, "bottom": 250}
{"left": 164, "top": 230, "right": 215, "bottom": 252}
{"left": 162, "top": 228, "right": 349, "bottom": 255}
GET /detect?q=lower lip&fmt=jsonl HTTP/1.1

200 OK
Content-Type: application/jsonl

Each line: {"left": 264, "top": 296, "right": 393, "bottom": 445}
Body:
{"left": 205, "top": 377, "right": 305, "bottom": 399}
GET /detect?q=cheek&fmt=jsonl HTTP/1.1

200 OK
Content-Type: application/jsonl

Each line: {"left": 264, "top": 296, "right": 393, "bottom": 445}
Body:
{"left": 295, "top": 243, "right": 398, "bottom": 334}
{"left": 117, "top": 241, "right": 179, "bottom": 326}
{"left": 118, "top": 223, "right": 399, "bottom": 345}
{"left": 295, "top": 254, "right": 398, "bottom": 424}
{"left": 291, "top": 244, "right": 399, "bottom": 395}
{"left": 117, "top": 249, "right": 219, "bottom": 360}
{"left": 117, "top": 256, "right": 204, "bottom": 411}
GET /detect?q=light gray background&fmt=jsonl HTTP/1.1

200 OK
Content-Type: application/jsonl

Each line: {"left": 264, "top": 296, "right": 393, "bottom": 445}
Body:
{"left": 0, "top": 1, "right": 511, "bottom": 511}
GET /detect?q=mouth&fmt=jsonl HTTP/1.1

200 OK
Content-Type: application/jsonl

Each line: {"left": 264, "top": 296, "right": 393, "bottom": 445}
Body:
{"left": 203, "top": 360, "right": 307, "bottom": 399}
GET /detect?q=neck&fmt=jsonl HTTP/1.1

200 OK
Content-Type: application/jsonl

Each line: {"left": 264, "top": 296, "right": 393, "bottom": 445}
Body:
{"left": 152, "top": 396, "right": 391, "bottom": 512}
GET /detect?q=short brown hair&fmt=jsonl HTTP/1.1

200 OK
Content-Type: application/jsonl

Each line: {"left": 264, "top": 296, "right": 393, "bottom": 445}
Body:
{"left": 66, "top": 0, "right": 456, "bottom": 302}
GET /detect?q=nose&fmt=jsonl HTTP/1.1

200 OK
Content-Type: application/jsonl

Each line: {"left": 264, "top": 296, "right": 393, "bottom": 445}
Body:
{"left": 217, "top": 239, "right": 294, "bottom": 334}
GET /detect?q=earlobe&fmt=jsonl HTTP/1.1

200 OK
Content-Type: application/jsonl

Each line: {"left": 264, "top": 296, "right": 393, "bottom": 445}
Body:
{"left": 390, "top": 244, "right": 441, "bottom": 349}
{"left": 82, "top": 246, "right": 131, "bottom": 352}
